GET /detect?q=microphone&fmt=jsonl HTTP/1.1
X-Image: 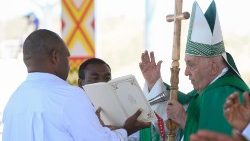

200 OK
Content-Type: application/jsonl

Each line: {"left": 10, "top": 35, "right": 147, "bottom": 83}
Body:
{"left": 148, "top": 90, "right": 170, "bottom": 105}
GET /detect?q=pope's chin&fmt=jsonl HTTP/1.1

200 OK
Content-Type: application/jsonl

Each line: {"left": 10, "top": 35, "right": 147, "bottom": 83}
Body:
{"left": 190, "top": 80, "right": 195, "bottom": 86}
{"left": 191, "top": 82, "right": 199, "bottom": 90}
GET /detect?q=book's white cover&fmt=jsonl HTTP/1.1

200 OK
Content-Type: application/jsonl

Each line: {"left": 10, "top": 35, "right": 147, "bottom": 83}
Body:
{"left": 83, "top": 75, "right": 156, "bottom": 126}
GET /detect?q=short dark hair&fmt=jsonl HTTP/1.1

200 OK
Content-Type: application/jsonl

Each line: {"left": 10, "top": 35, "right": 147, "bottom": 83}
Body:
{"left": 78, "top": 58, "right": 111, "bottom": 79}
{"left": 23, "top": 29, "right": 63, "bottom": 65}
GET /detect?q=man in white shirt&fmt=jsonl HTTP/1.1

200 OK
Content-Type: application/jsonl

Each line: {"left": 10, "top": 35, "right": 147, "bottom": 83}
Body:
{"left": 190, "top": 91, "right": 250, "bottom": 141}
{"left": 2, "top": 29, "right": 150, "bottom": 141}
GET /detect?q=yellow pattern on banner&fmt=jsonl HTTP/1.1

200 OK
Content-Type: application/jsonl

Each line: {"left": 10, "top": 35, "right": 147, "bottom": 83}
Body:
{"left": 62, "top": 0, "right": 95, "bottom": 85}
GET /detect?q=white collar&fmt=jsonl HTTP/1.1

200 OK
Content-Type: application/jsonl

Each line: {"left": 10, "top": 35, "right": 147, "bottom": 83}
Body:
{"left": 210, "top": 67, "right": 228, "bottom": 84}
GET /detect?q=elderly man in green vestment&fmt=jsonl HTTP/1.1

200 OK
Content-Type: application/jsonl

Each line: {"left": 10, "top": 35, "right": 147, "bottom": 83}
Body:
{"left": 139, "top": 1, "right": 249, "bottom": 141}
{"left": 190, "top": 91, "right": 250, "bottom": 141}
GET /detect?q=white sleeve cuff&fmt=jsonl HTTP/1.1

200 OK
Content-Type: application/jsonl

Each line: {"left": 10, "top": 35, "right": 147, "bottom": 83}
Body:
{"left": 128, "top": 131, "right": 139, "bottom": 141}
{"left": 114, "top": 128, "right": 128, "bottom": 141}
{"left": 142, "top": 78, "right": 169, "bottom": 121}
{"left": 242, "top": 123, "right": 250, "bottom": 140}
{"left": 143, "top": 78, "right": 166, "bottom": 100}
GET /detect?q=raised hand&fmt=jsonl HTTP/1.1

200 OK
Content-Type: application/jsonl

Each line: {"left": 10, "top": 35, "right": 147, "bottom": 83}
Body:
{"left": 190, "top": 130, "right": 247, "bottom": 141}
{"left": 139, "top": 50, "right": 162, "bottom": 90}
{"left": 224, "top": 91, "right": 250, "bottom": 132}
{"left": 166, "top": 100, "right": 186, "bottom": 129}
{"left": 123, "top": 109, "right": 151, "bottom": 135}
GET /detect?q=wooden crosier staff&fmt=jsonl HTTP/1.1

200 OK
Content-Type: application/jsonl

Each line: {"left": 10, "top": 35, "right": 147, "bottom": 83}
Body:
{"left": 165, "top": 0, "right": 189, "bottom": 141}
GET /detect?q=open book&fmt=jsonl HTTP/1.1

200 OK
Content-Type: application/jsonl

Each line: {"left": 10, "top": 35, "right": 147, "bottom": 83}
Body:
{"left": 83, "top": 74, "right": 156, "bottom": 127}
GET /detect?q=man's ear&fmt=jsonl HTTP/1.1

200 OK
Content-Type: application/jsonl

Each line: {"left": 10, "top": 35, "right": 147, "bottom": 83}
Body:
{"left": 211, "top": 62, "right": 219, "bottom": 76}
{"left": 50, "top": 49, "right": 59, "bottom": 65}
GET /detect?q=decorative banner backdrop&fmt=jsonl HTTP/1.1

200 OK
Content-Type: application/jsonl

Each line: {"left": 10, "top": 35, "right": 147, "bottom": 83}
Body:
{"left": 62, "top": 0, "right": 95, "bottom": 85}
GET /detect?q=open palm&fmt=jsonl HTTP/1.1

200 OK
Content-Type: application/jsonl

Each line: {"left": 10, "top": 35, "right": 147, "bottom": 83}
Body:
{"left": 224, "top": 92, "right": 250, "bottom": 132}
{"left": 139, "top": 50, "right": 162, "bottom": 90}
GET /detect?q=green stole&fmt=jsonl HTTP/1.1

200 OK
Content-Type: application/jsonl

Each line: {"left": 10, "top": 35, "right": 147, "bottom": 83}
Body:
{"left": 139, "top": 125, "right": 160, "bottom": 141}
{"left": 139, "top": 127, "right": 152, "bottom": 141}
{"left": 182, "top": 71, "right": 249, "bottom": 141}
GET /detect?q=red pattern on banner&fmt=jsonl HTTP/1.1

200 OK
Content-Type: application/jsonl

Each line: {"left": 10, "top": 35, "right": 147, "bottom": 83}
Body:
{"left": 62, "top": 0, "right": 94, "bottom": 54}
{"left": 61, "top": 19, "right": 65, "bottom": 31}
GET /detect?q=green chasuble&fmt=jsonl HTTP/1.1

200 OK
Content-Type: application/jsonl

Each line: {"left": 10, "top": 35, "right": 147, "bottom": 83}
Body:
{"left": 139, "top": 125, "right": 160, "bottom": 141}
{"left": 178, "top": 70, "right": 249, "bottom": 141}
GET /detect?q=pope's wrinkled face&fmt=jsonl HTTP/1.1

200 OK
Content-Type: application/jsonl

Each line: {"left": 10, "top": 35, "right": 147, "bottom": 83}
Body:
{"left": 184, "top": 55, "right": 214, "bottom": 91}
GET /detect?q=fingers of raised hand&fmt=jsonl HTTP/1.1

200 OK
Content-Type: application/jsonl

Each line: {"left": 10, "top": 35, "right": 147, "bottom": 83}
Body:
{"left": 228, "top": 92, "right": 239, "bottom": 104}
{"left": 243, "top": 91, "right": 250, "bottom": 107}
{"left": 149, "top": 51, "right": 156, "bottom": 65}
{"left": 224, "top": 99, "right": 234, "bottom": 110}
{"left": 190, "top": 130, "right": 234, "bottom": 141}
{"left": 156, "top": 60, "right": 163, "bottom": 71}
{"left": 141, "top": 50, "right": 150, "bottom": 63}
{"left": 224, "top": 92, "right": 239, "bottom": 110}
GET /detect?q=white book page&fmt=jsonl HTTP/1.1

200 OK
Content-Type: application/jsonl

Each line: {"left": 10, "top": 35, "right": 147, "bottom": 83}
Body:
{"left": 109, "top": 75, "right": 156, "bottom": 122}
{"left": 83, "top": 82, "right": 127, "bottom": 126}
